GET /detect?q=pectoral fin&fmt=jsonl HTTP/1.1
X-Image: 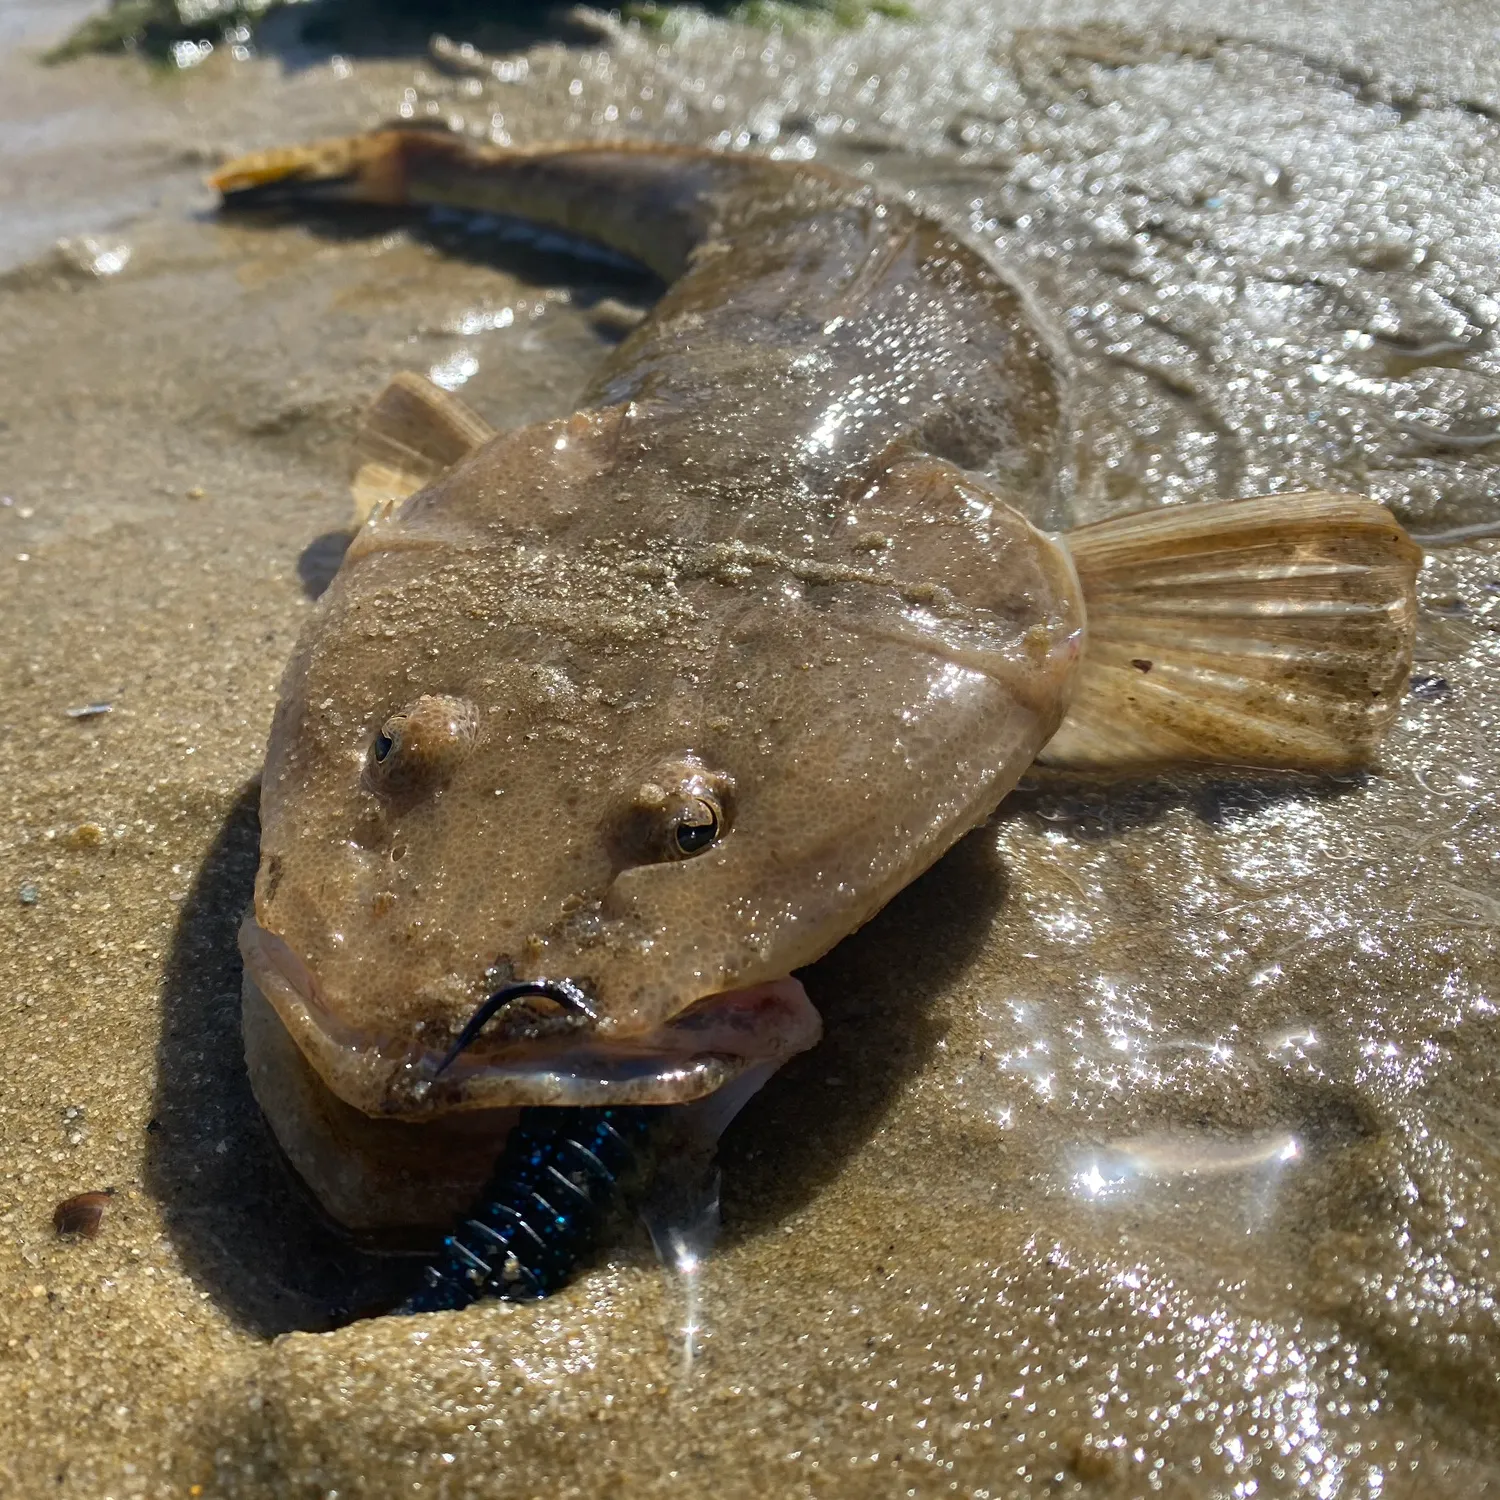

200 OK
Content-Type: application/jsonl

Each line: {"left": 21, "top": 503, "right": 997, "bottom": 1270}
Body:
{"left": 350, "top": 371, "right": 495, "bottom": 524}
{"left": 1041, "top": 492, "right": 1422, "bottom": 771}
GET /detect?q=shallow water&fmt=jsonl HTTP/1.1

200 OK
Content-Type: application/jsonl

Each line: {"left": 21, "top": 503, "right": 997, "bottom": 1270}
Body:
{"left": 1, "top": 0, "right": 1498, "bottom": 1495}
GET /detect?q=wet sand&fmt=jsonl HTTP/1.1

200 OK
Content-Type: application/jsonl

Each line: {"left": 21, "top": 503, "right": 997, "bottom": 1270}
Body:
{"left": 2, "top": 0, "right": 1499, "bottom": 1495}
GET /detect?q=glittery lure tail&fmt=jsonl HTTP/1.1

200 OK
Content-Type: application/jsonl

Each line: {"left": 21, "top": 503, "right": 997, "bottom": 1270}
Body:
{"left": 399, "top": 1105, "right": 658, "bottom": 1314}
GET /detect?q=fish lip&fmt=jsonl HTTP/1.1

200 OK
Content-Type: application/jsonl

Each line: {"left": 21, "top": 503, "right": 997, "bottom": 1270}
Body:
{"left": 237, "top": 914, "right": 822, "bottom": 1116}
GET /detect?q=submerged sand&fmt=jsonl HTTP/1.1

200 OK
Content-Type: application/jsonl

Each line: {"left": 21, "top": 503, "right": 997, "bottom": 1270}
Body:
{"left": 2, "top": 0, "right": 1499, "bottom": 1494}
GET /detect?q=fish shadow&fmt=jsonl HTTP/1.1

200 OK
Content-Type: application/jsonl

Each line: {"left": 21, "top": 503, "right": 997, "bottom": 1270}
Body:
{"left": 718, "top": 766, "right": 1360, "bottom": 1236}
{"left": 720, "top": 825, "right": 1010, "bottom": 1239}
{"left": 216, "top": 196, "right": 662, "bottom": 316}
{"left": 298, "top": 528, "right": 354, "bottom": 600}
{"left": 145, "top": 781, "right": 414, "bottom": 1336}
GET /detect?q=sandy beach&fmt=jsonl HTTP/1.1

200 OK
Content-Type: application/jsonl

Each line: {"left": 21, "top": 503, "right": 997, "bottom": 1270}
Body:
{"left": 2, "top": 0, "right": 1499, "bottom": 1493}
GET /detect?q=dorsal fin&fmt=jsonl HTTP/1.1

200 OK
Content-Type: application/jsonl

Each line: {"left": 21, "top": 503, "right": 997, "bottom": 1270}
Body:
{"left": 350, "top": 372, "right": 495, "bottom": 524}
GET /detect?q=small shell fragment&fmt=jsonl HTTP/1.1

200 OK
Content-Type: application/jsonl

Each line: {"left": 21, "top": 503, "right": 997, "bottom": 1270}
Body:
{"left": 53, "top": 1190, "right": 114, "bottom": 1238}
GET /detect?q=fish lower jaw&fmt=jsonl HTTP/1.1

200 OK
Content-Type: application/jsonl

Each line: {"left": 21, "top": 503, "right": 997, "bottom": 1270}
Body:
{"left": 237, "top": 913, "right": 822, "bottom": 1117}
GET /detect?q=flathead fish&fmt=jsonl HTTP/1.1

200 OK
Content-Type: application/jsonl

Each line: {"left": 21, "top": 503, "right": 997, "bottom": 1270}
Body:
{"left": 215, "top": 128, "right": 1420, "bottom": 1236}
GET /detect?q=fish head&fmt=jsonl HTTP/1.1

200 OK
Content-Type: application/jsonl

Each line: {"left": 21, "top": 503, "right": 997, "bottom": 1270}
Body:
{"left": 242, "top": 411, "right": 1083, "bottom": 1118}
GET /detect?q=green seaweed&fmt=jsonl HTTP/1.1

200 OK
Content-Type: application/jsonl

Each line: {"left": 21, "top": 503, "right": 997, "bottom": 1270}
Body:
{"left": 45, "top": 0, "right": 300, "bottom": 61}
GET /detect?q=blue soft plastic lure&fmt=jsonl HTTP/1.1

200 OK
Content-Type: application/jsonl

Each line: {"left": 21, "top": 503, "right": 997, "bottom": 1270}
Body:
{"left": 401, "top": 1105, "right": 657, "bottom": 1313}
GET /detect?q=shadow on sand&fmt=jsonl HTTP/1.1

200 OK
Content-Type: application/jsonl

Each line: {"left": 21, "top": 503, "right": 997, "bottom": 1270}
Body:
{"left": 719, "top": 824, "right": 1009, "bottom": 1238}
{"left": 145, "top": 781, "right": 415, "bottom": 1335}
{"left": 296, "top": 528, "right": 353, "bottom": 600}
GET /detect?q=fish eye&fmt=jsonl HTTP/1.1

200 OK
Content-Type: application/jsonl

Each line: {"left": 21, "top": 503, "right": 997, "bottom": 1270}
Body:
{"left": 365, "top": 695, "right": 480, "bottom": 795}
{"left": 616, "top": 757, "right": 734, "bottom": 866}
{"left": 672, "top": 798, "right": 720, "bottom": 857}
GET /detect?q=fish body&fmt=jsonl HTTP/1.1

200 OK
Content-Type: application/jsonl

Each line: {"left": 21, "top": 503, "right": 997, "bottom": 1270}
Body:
{"left": 218, "top": 130, "right": 1420, "bottom": 1234}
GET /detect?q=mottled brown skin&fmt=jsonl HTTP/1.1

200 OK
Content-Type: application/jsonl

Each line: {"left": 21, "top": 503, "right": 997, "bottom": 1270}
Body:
{"left": 229, "top": 131, "right": 1084, "bottom": 1120}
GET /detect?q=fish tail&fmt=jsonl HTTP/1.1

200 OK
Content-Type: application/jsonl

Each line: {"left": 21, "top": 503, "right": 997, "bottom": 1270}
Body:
{"left": 1042, "top": 492, "right": 1421, "bottom": 771}
{"left": 210, "top": 127, "right": 425, "bottom": 206}
{"left": 212, "top": 125, "right": 800, "bottom": 279}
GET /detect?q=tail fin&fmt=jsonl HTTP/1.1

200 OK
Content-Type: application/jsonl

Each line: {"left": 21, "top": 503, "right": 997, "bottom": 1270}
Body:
{"left": 210, "top": 128, "right": 421, "bottom": 206}
{"left": 1040, "top": 493, "right": 1421, "bottom": 771}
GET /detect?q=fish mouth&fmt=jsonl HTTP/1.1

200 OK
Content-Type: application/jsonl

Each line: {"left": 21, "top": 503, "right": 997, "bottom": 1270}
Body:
{"left": 237, "top": 915, "right": 822, "bottom": 1118}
